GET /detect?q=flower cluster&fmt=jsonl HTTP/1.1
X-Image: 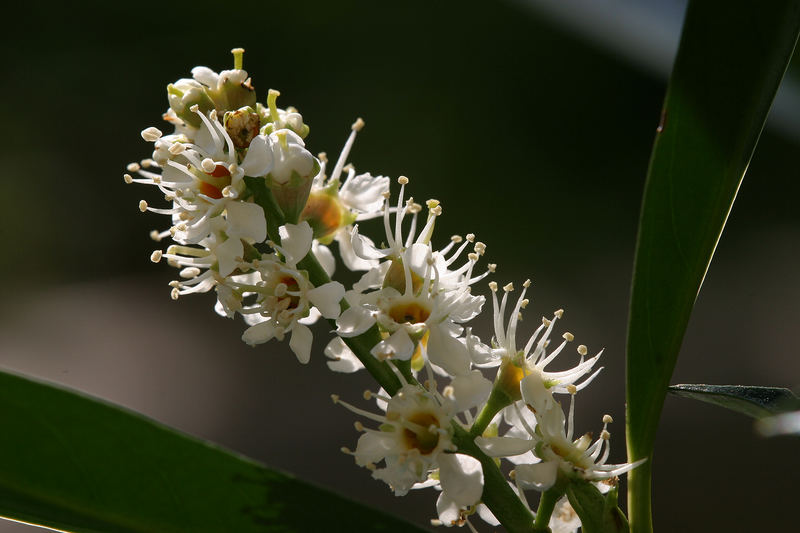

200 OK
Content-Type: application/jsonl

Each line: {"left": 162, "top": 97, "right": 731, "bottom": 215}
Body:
{"left": 126, "top": 49, "right": 640, "bottom": 532}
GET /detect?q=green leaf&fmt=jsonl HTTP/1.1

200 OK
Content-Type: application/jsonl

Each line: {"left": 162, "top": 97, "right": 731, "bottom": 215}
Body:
{"left": 565, "top": 481, "right": 628, "bottom": 533}
{"left": 625, "top": 2, "right": 800, "bottom": 531}
{"left": 0, "top": 370, "right": 427, "bottom": 533}
{"left": 668, "top": 384, "right": 800, "bottom": 419}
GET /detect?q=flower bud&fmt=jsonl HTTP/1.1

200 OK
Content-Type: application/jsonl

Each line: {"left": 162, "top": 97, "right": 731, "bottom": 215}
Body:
{"left": 167, "top": 79, "right": 215, "bottom": 128}
{"left": 265, "top": 130, "right": 319, "bottom": 223}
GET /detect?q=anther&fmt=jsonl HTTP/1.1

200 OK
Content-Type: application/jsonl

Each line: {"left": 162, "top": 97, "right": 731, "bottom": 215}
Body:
{"left": 149, "top": 230, "right": 162, "bottom": 242}
{"left": 150, "top": 250, "right": 163, "bottom": 263}
{"left": 398, "top": 176, "right": 409, "bottom": 185}
{"left": 127, "top": 162, "right": 141, "bottom": 172}
{"left": 488, "top": 281, "right": 498, "bottom": 292}
{"left": 340, "top": 446, "right": 352, "bottom": 454}
{"left": 209, "top": 109, "right": 218, "bottom": 121}
{"left": 354, "top": 421, "right": 365, "bottom": 432}
{"left": 451, "top": 235, "right": 463, "bottom": 243}
{"left": 168, "top": 143, "right": 185, "bottom": 155}
{"left": 603, "top": 414, "right": 613, "bottom": 424}
{"left": 170, "top": 288, "right": 180, "bottom": 300}
{"left": 520, "top": 298, "right": 530, "bottom": 309}
{"left": 563, "top": 332, "right": 574, "bottom": 342}
{"left": 577, "top": 345, "right": 588, "bottom": 356}
{"left": 168, "top": 280, "right": 180, "bottom": 288}
{"left": 467, "top": 252, "right": 478, "bottom": 261}
{"left": 138, "top": 200, "right": 148, "bottom": 212}
{"left": 123, "top": 174, "right": 133, "bottom": 184}
{"left": 523, "top": 279, "right": 531, "bottom": 288}
{"left": 352, "top": 118, "right": 365, "bottom": 131}
{"left": 318, "top": 152, "right": 328, "bottom": 162}
{"left": 503, "top": 282, "right": 514, "bottom": 292}
{"left": 466, "top": 233, "right": 475, "bottom": 242}
{"left": 190, "top": 104, "right": 200, "bottom": 113}
{"left": 542, "top": 317, "right": 552, "bottom": 327}
{"left": 331, "top": 394, "right": 340, "bottom": 404}
{"left": 601, "top": 430, "right": 611, "bottom": 440}
{"left": 488, "top": 263, "right": 497, "bottom": 273}
{"left": 567, "top": 384, "right": 577, "bottom": 395}
{"left": 474, "top": 242, "right": 486, "bottom": 255}
{"left": 381, "top": 191, "right": 391, "bottom": 199}
{"left": 363, "top": 390, "right": 373, "bottom": 400}
{"left": 141, "top": 127, "right": 163, "bottom": 142}
{"left": 201, "top": 158, "right": 216, "bottom": 173}
{"left": 554, "top": 309, "right": 564, "bottom": 319}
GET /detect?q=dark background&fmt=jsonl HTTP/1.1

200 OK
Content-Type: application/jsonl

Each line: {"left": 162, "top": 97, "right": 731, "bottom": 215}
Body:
{"left": 1, "top": 1, "right": 798, "bottom": 531}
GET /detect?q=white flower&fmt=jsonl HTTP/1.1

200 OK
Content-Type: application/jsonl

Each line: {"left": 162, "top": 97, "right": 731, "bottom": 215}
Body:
{"left": 469, "top": 279, "right": 603, "bottom": 402}
{"left": 336, "top": 384, "right": 484, "bottom": 509}
{"left": 237, "top": 222, "right": 344, "bottom": 363}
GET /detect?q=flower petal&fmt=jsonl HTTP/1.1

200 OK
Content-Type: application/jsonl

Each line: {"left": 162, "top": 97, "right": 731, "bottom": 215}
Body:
{"left": 240, "top": 135, "right": 273, "bottom": 177}
{"left": 438, "top": 453, "right": 483, "bottom": 508}
{"left": 475, "top": 436, "right": 535, "bottom": 458}
{"left": 370, "top": 328, "right": 414, "bottom": 361}
{"left": 242, "top": 320, "right": 276, "bottom": 346}
{"left": 336, "top": 306, "right": 375, "bottom": 337}
{"left": 215, "top": 237, "right": 243, "bottom": 277}
{"left": 289, "top": 323, "right": 313, "bottom": 364}
{"left": 279, "top": 221, "right": 313, "bottom": 265}
{"left": 226, "top": 201, "right": 267, "bottom": 243}
{"left": 450, "top": 370, "right": 492, "bottom": 412}
{"left": 515, "top": 460, "right": 558, "bottom": 491}
{"left": 307, "top": 281, "right": 345, "bottom": 319}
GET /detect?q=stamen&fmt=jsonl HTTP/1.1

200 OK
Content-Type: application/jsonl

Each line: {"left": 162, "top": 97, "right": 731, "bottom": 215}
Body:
{"left": 138, "top": 200, "right": 148, "bottom": 212}
{"left": 231, "top": 47, "right": 245, "bottom": 70}
{"left": 141, "top": 127, "right": 163, "bottom": 142}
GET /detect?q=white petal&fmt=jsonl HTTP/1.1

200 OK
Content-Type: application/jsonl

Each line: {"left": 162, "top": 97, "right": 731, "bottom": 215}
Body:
{"left": 191, "top": 66, "right": 219, "bottom": 88}
{"left": 438, "top": 453, "right": 484, "bottom": 508}
{"left": 240, "top": 135, "right": 274, "bottom": 177}
{"left": 279, "top": 221, "right": 313, "bottom": 265}
{"left": 370, "top": 327, "right": 415, "bottom": 361}
{"left": 427, "top": 324, "right": 471, "bottom": 376}
{"left": 515, "top": 461, "right": 558, "bottom": 491}
{"left": 289, "top": 323, "right": 313, "bottom": 364}
{"left": 450, "top": 370, "right": 492, "bottom": 412}
{"left": 520, "top": 372, "right": 555, "bottom": 413}
{"left": 298, "top": 307, "right": 322, "bottom": 325}
{"left": 307, "top": 281, "right": 345, "bottom": 319}
{"left": 436, "top": 492, "right": 460, "bottom": 527}
{"left": 336, "top": 306, "right": 375, "bottom": 337}
{"left": 336, "top": 230, "right": 378, "bottom": 271}
{"left": 226, "top": 201, "right": 267, "bottom": 243}
{"left": 475, "top": 436, "right": 534, "bottom": 458}
{"left": 215, "top": 237, "right": 243, "bottom": 277}
{"left": 477, "top": 504, "right": 500, "bottom": 527}
{"left": 350, "top": 225, "right": 388, "bottom": 260}
{"left": 324, "top": 337, "right": 364, "bottom": 373}
{"left": 352, "top": 261, "right": 390, "bottom": 292}
{"left": 550, "top": 496, "right": 581, "bottom": 533}
{"left": 242, "top": 321, "right": 276, "bottom": 346}
{"left": 312, "top": 242, "right": 336, "bottom": 277}
{"left": 340, "top": 173, "right": 390, "bottom": 213}
{"left": 354, "top": 431, "right": 395, "bottom": 466}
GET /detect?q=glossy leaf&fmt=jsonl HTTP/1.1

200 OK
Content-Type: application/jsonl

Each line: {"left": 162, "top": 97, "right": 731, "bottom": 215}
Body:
{"left": 669, "top": 384, "right": 800, "bottom": 419}
{"left": 625, "top": 1, "right": 800, "bottom": 531}
{"left": 565, "top": 482, "right": 628, "bottom": 533}
{"left": 0, "top": 370, "right": 426, "bottom": 533}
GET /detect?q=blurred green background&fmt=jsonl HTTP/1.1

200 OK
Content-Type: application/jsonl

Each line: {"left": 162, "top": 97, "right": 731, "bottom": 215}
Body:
{"left": 1, "top": 0, "right": 798, "bottom": 531}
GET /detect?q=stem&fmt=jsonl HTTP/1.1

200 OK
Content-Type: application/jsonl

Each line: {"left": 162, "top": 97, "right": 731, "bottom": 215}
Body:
{"left": 625, "top": 454, "right": 652, "bottom": 533}
{"left": 470, "top": 386, "right": 513, "bottom": 437}
{"left": 453, "top": 425, "right": 536, "bottom": 533}
{"left": 532, "top": 485, "right": 565, "bottom": 532}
